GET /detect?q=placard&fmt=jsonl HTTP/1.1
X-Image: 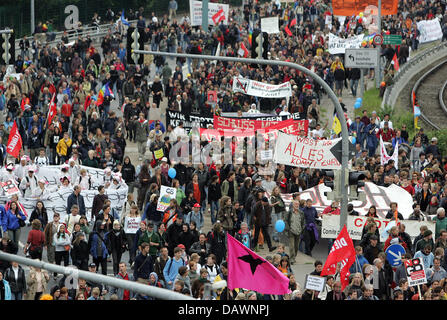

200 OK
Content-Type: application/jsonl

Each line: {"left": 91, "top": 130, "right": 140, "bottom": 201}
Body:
{"left": 157, "top": 185, "right": 177, "bottom": 212}
{"left": 189, "top": 0, "right": 229, "bottom": 26}
{"left": 124, "top": 216, "right": 141, "bottom": 234}
{"left": 305, "top": 275, "right": 327, "bottom": 292}
{"left": 405, "top": 258, "right": 427, "bottom": 287}
{"left": 261, "top": 17, "right": 280, "bottom": 34}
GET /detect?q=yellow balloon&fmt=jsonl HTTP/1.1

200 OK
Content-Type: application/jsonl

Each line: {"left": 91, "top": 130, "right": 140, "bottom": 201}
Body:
{"left": 359, "top": 12, "right": 364, "bottom": 17}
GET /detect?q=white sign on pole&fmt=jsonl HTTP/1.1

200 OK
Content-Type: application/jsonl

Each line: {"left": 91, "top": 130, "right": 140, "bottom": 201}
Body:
{"left": 157, "top": 185, "right": 177, "bottom": 212}
{"left": 261, "top": 17, "right": 280, "bottom": 34}
{"left": 189, "top": 0, "right": 229, "bottom": 26}
{"left": 260, "top": 150, "right": 273, "bottom": 161}
{"left": 405, "top": 258, "right": 428, "bottom": 287}
{"left": 305, "top": 275, "right": 327, "bottom": 292}
{"left": 273, "top": 131, "right": 342, "bottom": 169}
{"left": 328, "top": 33, "right": 364, "bottom": 54}
{"left": 345, "top": 48, "right": 379, "bottom": 68}
{"left": 124, "top": 216, "right": 141, "bottom": 234}
{"left": 417, "top": 19, "right": 443, "bottom": 44}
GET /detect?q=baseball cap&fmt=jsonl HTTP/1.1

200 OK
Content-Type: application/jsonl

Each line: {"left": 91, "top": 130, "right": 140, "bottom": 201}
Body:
{"left": 89, "top": 263, "right": 97, "bottom": 268}
{"left": 177, "top": 244, "right": 185, "bottom": 249}
{"left": 193, "top": 203, "right": 201, "bottom": 208}
{"left": 161, "top": 157, "right": 168, "bottom": 162}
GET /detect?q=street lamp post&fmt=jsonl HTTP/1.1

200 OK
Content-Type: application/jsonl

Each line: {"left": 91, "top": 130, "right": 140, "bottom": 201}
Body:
{"left": 133, "top": 49, "right": 351, "bottom": 231}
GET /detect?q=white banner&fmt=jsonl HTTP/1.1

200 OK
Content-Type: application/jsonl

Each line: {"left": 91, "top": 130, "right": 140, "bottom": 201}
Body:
{"left": 417, "top": 19, "right": 443, "bottom": 43}
{"left": 261, "top": 17, "right": 279, "bottom": 34}
{"left": 328, "top": 33, "right": 364, "bottom": 54}
{"left": 380, "top": 136, "right": 398, "bottom": 169}
{"left": 124, "top": 216, "right": 141, "bottom": 234}
{"left": 273, "top": 131, "right": 341, "bottom": 169}
{"left": 270, "top": 182, "right": 415, "bottom": 218}
{"left": 321, "top": 215, "right": 436, "bottom": 242}
{"left": 157, "top": 185, "right": 177, "bottom": 212}
{"left": 0, "top": 165, "right": 128, "bottom": 222}
{"left": 232, "top": 77, "right": 292, "bottom": 98}
{"left": 189, "top": 0, "right": 229, "bottom": 26}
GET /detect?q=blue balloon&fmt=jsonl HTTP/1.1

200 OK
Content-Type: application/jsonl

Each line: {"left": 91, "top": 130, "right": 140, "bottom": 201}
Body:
{"left": 275, "top": 220, "right": 285, "bottom": 233}
{"left": 354, "top": 102, "right": 361, "bottom": 109}
{"left": 356, "top": 97, "right": 363, "bottom": 103}
{"left": 168, "top": 168, "right": 177, "bottom": 179}
{"left": 352, "top": 137, "right": 356, "bottom": 144}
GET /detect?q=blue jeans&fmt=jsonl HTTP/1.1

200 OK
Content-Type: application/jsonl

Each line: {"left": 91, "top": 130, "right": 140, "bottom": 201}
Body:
{"left": 210, "top": 201, "right": 219, "bottom": 225}
{"left": 350, "top": 79, "right": 359, "bottom": 97}
{"left": 11, "top": 292, "right": 23, "bottom": 300}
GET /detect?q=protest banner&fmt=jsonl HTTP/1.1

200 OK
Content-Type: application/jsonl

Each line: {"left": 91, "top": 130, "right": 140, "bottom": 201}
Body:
{"left": 405, "top": 258, "right": 428, "bottom": 287}
{"left": 273, "top": 131, "right": 342, "bottom": 169}
{"left": 165, "top": 110, "right": 214, "bottom": 133}
{"left": 261, "top": 17, "right": 280, "bottom": 34}
{"left": 332, "top": 0, "right": 397, "bottom": 16}
{"left": 269, "top": 181, "right": 415, "bottom": 219}
{"left": 321, "top": 215, "right": 436, "bottom": 242}
{"left": 189, "top": 0, "right": 229, "bottom": 26}
{"left": 214, "top": 115, "right": 308, "bottom": 133}
{"left": 304, "top": 275, "right": 326, "bottom": 292}
{"left": 157, "top": 185, "right": 177, "bottom": 212}
{"left": 124, "top": 216, "right": 142, "bottom": 234}
{"left": 417, "top": 19, "right": 443, "bottom": 43}
{"left": 232, "top": 77, "right": 293, "bottom": 98}
{"left": 328, "top": 33, "right": 364, "bottom": 54}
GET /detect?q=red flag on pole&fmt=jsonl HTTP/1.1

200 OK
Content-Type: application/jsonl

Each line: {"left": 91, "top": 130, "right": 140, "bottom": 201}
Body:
{"left": 84, "top": 94, "right": 92, "bottom": 112}
{"left": 320, "top": 225, "right": 356, "bottom": 290}
{"left": 46, "top": 93, "right": 57, "bottom": 125}
{"left": 212, "top": 9, "right": 226, "bottom": 25}
{"left": 227, "top": 233, "right": 290, "bottom": 295}
{"left": 6, "top": 121, "right": 22, "bottom": 158}
{"left": 240, "top": 42, "right": 249, "bottom": 57}
{"left": 392, "top": 53, "right": 400, "bottom": 71}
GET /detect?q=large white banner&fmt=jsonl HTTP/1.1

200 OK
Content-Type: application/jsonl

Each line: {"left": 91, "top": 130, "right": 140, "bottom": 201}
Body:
{"left": 417, "top": 19, "right": 443, "bottom": 43}
{"left": 321, "top": 215, "right": 436, "bottom": 242}
{"left": 270, "top": 182, "right": 414, "bottom": 218}
{"left": 261, "top": 17, "right": 280, "bottom": 34}
{"left": 273, "top": 131, "right": 342, "bottom": 169}
{"left": 233, "top": 77, "right": 293, "bottom": 98}
{"left": 0, "top": 165, "right": 128, "bottom": 222}
{"left": 328, "top": 33, "right": 364, "bottom": 54}
{"left": 189, "top": 0, "right": 229, "bottom": 26}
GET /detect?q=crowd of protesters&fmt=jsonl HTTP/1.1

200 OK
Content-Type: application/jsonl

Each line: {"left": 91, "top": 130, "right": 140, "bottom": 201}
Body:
{"left": 1, "top": 0, "right": 447, "bottom": 301}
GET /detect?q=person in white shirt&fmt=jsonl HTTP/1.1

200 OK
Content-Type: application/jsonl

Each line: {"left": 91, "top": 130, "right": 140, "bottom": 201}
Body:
{"left": 77, "top": 168, "right": 93, "bottom": 190}
{"left": 173, "top": 121, "right": 187, "bottom": 141}
{"left": 58, "top": 176, "right": 73, "bottom": 193}
{"left": 19, "top": 166, "right": 39, "bottom": 198}
{"left": 247, "top": 103, "right": 260, "bottom": 114}
{"left": 31, "top": 179, "right": 52, "bottom": 200}
{"left": 379, "top": 113, "right": 393, "bottom": 130}
{"left": 102, "top": 167, "right": 113, "bottom": 188}
{"left": 279, "top": 105, "right": 291, "bottom": 116}
{"left": 65, "top": 205, "right": 81, "bottom": 235}
{"left": 1, "top": 163, "right": 18, "bottom": 183}
{"left": 68, "top": 158, "right": 81, "bottom": 185}
{"left": 34, "top": 148, "right": 50, "bottom": 167}
{"left": 15, "top": 156, "right": 29, "bottom": 183}
{"left": 311, "top": 122, "right": 328, "bottom": 139}
{"left": 261, "top": 175, "right": 277, "bottom": 193}
{"left": 108, "top": 172, "right": 127, "bottom": 190}
{"left": 59, "top": 164, "right": 71, "bottom": 186}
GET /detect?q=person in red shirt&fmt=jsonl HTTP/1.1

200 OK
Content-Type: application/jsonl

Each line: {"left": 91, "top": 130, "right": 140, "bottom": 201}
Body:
{"left": 376, "top": 121, "right": 395, "bottom": 143}
{"left": 322, "top": 201, "right": 341, "bottom": 215}
{"left": 111, "top": 262, "right": 135, "bottom": 300}
{"left": 25, "top": 219, "right": 45, "bottom": 260}
{"left": 61, "top": 95, "right": 72, "bottom": 118}
{"left": 383, "top": 226, "right": 408, "bottom": 251}
{"left": 400, "top": 176, "right": 415, "bottom": 196}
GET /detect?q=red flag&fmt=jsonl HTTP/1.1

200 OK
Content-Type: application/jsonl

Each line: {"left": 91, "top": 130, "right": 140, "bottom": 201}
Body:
{"left": 212, "top": 9, "right": 225, "bottom": 25}
{"left": 289, "top": 18, "right": 297, "bottom": 27}
{"left": 284, "top": 25, "right": 292, "bottom": 36}
{"left": 227, "top": 233, "right": 290, "bottom": 295}
{"left": 320, "top": 225, "right": 356, "bottom": 290}
{"left": 47, "top": 93, "right": 57, "bottom": 125}
{"left": 6, "top": 121, "right": 22, "bottom": 158}
{"left": 392, "top": 53, "right": 400, "bottom": 71}
{"left": 240, "top": 42, "right": 249, "bottom": 58}
{"left": 20, "top": 97, "right": 30, "bottom": 111}
{"left": 84, "top": 94, "right": 92, "bottom": 111}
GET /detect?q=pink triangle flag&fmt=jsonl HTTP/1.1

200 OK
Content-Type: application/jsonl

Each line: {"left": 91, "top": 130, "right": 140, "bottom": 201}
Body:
{"left": 227, "top": 233, "right": 291, "bottom": 295}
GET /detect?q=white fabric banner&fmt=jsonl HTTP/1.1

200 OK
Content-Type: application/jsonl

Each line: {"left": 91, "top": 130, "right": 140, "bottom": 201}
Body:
{"left": 321, "top": 215, "right": 436, "bottom": 242}
{"left": 273, "top": 131, "right": 342, "bottom": 169}
{"left": 261, "top": 17, "right": 280, "bottom": 34}
{"left": 232, "top": 77, "right": 293, "bottom": 98}
{"left": 0, "top": 165, "right": 128, "bottom": 222}
{"left": 189, "top": 0, "right": 229, "bottom": 26}
{"left": 417, "top": 19, "right": 443, "bottom": 43}
{"left": 157, "top": 185, "right": 177, "bottom": 212}
{"left": 380, "top": 136, "right": 398, "bottom": 169}
{"left": 328, "top": 33, "right": 364, "bottom": 54}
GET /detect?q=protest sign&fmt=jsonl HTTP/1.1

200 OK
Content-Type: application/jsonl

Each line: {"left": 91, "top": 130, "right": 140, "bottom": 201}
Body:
{"left": 232, "top": 77, "right": 292, "bottom": 98}
{"left": 273, "top": 131, "right": 342, "bottom": 169}
{"left": 405, "top": 258, "right": 427, "bottom": 287}
{"left": 261, "top": 17, "right": 280, "bottom": 34}
{"left": 1, "top": 179, "right": 20, "bottom": 197}
{"left": 124, "top": 216, "right": 142, "bottom": 234}
{"left": 305, "top": 275, "right": 326, "bottom": 292}
{"left": 328, "top": 33, "right": 364, "bottom": 54}
{"left": 417, "top": 19, "right": 443, "bottom": 43}
{"left": 189, "top": 0, "right": 229, "bottom": 26}
{"left": 157, "top": 185, "right": 177, "bottom": 212}
{"left": 165, "top": 110, "right": 214, "bottom": 133}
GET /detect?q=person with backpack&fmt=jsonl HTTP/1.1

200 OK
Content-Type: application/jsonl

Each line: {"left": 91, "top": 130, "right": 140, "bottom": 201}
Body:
{"left": 163, "top": 247, "right": 186, "bottom": 290}
{"left": 24, "top": 219, "right": 45, "bottom": 260}
{"left": 88, "top": 220, "right": 109, "bottom": 275}
{"left": 185, "top": 203, "right": 204, "bottom": 232}
{"left": 154, "top": 246, "right": 169, "bottom": 287}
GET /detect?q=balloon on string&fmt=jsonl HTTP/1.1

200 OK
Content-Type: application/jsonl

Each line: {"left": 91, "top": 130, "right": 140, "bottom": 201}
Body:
{"left": 356, "top": 97, "right": 363, "bottom": 104}
{"left": 275, "top": 220, "right": 285, "bottom": 233}
{"left": 359, "top": 12, "right": 364, "bottom": 17}
{"left": 168, "top": 168, "right": 177, "bottom": 179}
{"left": 354, "top": 102, "right": 361, "bottom": 109}
{"left": 351, "top": 136, "right": 356, "bottom": 144}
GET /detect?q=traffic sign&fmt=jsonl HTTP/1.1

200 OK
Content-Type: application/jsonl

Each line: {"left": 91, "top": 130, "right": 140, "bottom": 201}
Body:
{"left": 329, "top": 138, "right": 357, "bottom": 164}
{"left": 385, "top": 244, "right": 406, "bottom": 267}
{"left": 372, "top": 34, "right": 383, "bottom": 46}
{"left": 345, "top": 48, "right": 379, "bottom": 68}
{"left": 383, "top": 35, "right": 402, "bottom": 45}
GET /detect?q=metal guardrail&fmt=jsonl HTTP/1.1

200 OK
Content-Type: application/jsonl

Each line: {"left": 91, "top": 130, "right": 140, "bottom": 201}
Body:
{"left": 382, "top": 41, "right": 447, "bottom": 109}
{"left": 411, "top": 60, "right": 447, "bottom": 130}
{"left": 13, "top": 19, "right": 137, "bottom": 52}
{"left": 439, "top": 78, "right": 447, "bottom": 117}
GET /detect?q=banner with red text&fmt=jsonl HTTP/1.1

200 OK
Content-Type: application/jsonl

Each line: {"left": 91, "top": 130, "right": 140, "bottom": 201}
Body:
{"left": 232, "top": 77, "right": 292, "bottom": 98}
{"left": 214, "top": 115, "right": 308, "bottom": 133}
{"left": 273, "top": 131, "right": 341, "bottom": 169}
